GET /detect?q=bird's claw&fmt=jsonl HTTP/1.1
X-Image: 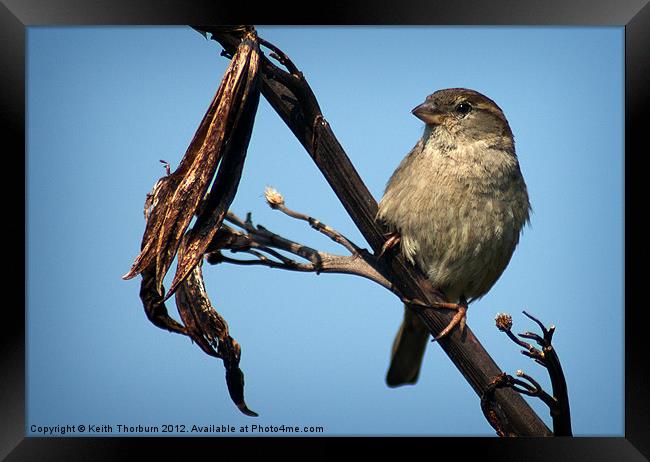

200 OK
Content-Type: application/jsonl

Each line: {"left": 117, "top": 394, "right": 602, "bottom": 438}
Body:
{"left": 401, "top": 296, "right": 469, "bottom": 342}
{"left": 432, "top": 301, "right": 468, "bottom": 342}
{"left": 377, "top": 232, "right": 401, "bottom": 258}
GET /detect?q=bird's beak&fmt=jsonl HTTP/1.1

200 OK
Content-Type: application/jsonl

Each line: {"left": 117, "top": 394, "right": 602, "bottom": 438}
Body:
{"left": 412, "top": 101, "right": 446, "bottom": 125}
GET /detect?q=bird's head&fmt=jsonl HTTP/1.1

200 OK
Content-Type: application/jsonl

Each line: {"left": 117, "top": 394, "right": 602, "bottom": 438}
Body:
{"left": 412, "top": 88, "right": 513, "bottom": 146}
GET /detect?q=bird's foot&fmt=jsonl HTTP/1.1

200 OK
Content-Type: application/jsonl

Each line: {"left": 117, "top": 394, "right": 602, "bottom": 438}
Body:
{"left": 377, "top": 232, "right": 401, "bottom": 258}
{"left": 431, "top": 297, "right": 468, "bottom": 341}
{"left": 402, "top": 296, "right": 469, "bottom": 342}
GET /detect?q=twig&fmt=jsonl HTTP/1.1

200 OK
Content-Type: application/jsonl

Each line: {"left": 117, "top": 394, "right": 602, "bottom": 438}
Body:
{"left": 264, "top": 186, "right": 361, "bottom": 254}
{"left": 494, "top": 312, "right": 572, "bottom": 436}
{"left": 511, "top": 371, "right": 557, "bottom": 411}
{"left": 258, "top": 37, "right": 300, "bottom": 76}
{"left": 496, "top": 312, "right": 545, "bottom": 362}
{"left": 208, "top": 212, "right": 394, "bottom": 293}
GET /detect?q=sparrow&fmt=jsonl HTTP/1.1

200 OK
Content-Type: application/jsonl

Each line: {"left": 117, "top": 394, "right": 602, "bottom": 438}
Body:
{"left": 377, "top": 88, "right": 531, "bottom": 387}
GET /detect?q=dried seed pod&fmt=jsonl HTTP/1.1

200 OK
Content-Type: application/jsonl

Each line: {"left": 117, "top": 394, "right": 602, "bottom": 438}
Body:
{"left": 124, "top": 33, "right": 261, "bottom": 300}
{"left": 167, "top": 36, "right": 261, "bottom": 299}
{"left": 175, "top": 259, "right": 258, "bottom": 417}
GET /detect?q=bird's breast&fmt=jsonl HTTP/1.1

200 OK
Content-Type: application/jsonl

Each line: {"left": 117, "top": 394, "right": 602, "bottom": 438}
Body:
{"left": 378, "top": 141, "right": 529, "bottom": 301}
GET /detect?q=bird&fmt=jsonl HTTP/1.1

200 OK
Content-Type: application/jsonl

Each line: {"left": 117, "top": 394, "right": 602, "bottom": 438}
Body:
{"left": 377, "top": 88, "right": 531, "bottom": 387}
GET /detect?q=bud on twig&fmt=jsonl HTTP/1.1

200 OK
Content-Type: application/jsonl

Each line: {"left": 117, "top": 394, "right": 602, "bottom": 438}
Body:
{"left": 264, "top": 186, "right": 285, "bottom": 209}
{"left": 495, "top": 313, "right": 513, "bottom": 331}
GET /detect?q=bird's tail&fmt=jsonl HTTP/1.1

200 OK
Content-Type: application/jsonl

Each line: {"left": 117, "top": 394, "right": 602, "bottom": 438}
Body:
{"left": 386, "top": 305, "right": 429, "bottom": 387}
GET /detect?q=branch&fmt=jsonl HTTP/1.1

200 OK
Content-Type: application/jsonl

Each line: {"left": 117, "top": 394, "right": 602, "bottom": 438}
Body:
{"left": 197, "top": 25, "right": 551, "bottom": 436}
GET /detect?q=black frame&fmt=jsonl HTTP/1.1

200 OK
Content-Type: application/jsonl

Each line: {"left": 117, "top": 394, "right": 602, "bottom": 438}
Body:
{"left": 5, "top": 0, "right": 647, "bottom": 459}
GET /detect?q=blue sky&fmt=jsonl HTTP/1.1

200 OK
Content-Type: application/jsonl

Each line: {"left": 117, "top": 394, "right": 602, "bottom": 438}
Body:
{"left": 26, "top": 26, "right": 623, "bottom": 436}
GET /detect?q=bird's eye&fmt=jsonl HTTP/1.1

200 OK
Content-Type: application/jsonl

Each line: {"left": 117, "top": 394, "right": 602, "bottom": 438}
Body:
{"left": 455, "top": 102, "right": 472, "bottom": 115}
